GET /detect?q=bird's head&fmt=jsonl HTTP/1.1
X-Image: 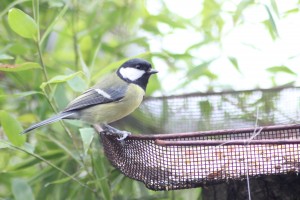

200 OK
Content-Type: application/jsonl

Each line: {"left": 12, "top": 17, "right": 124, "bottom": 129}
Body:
{"left": 117, "top": 58, "right": 158, "bottom": 91}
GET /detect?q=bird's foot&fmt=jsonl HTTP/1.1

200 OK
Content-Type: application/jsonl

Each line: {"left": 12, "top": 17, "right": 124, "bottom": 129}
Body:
{"left": 101, "top": 124, "right": 131, "bottom": 141}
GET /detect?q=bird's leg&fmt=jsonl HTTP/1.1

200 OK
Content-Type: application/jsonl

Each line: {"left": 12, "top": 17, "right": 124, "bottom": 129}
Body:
{"left": 101, "top": 124, "right": 131, "bottom": 141}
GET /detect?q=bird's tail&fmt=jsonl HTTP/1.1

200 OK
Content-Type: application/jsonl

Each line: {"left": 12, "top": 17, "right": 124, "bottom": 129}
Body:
{"left": 21, "top": 112, "right": 75, "bottom": 134}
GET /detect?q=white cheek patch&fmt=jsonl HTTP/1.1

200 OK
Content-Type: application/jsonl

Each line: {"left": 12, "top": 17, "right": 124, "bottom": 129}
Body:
{"left": 94, "top": 89, "right": 112, "bottom": 99}
{"left": 119, "top": 67, "right": 145, "bottom": 81}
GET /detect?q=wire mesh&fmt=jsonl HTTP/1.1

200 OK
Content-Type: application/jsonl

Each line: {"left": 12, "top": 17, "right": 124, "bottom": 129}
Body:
{"left": 99, "top": 87, "right": 300, "bottom": 191}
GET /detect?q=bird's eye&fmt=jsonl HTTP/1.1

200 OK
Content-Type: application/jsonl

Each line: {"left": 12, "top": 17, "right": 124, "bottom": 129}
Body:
{"left": 135, "top": 65, "right": 141, "bottom": 69}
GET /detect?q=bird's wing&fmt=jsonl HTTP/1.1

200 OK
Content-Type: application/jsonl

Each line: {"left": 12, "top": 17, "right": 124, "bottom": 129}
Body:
{"left": 64, "top": 76, "right": 128, "bottom": 112}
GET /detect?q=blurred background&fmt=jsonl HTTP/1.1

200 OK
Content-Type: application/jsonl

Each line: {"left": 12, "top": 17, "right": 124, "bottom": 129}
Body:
{"left": 0, "top": 0, "right": 299, "bottom": 199}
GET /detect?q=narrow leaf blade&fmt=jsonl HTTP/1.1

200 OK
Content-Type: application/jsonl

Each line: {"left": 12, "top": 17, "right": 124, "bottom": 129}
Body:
{"left": 264, "top": 5, "right": 279, "bottom": 39}
{"left": 228, "top": 56, "right": 240, "bottom": 72}
{"left": 0, "top": 54, "right": 14, "bottom": 60}
{"left": 40, "top": 71, "right": 83, "bottom": 90}
{"left": 266, "top": 66, "right": 297, "bottom": 75}
{"left": 79, "top": 128, "right": 95, "bottom": 155}
{"left": 0, "top": 62, "right": 40, "bottom": 72}
{"left": 0, "top": 91, "right": 43, "bottom": 99}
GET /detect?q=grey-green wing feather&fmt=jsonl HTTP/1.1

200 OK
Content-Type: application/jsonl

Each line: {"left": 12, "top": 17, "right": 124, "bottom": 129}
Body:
{"left": 64, "top": 74, "right": 128, "bottom": 112}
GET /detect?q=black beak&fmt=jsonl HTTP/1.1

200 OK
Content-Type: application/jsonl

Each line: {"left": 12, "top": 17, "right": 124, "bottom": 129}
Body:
{"left": 148, "top": 68, "right": 158, "bottom": 74}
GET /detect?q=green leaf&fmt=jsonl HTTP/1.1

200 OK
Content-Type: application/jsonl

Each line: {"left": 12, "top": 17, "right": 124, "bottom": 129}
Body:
{"left": 146, "top": 73, "right": 161, "bottom": 95}
{"left": 67, "top": 75, "right": 87, "bottom": 92}
{"left": 266, "top": 66, "right": 297, "bottom": 75}
{"left": 0, "top": 54, "right": 14, "bottom": 60}
{"left": 79, "top": 128, "right": 95, "bottom": 155}
{"left": 186, "top": 60, "right": 216, "bottom": 80}
{"left": 154, "top": 14, "right": 186, "bottom": 29}
{"left": 228, "top": 56, "right": 240, "bottom": 72}
{"left": 23, "top": 142, "right": 35, "bottom": 154}
{"left": 0, "top": 110, "right": 26, "bottom": 146}
{"left": 0, "top": 62, "right": 40, "bottom": 72}
{"left": 199, "top": 100, "right": 213, "bottom": 118}
{"left": 53, "top": 84, "right": 69, "bottom": 110}
{"left": 8, "top": 8, "right": 38, "bottom": 40}
{"left": 0, "top": 142, "right": 9, "bottom": 149}
{"left": 8, "top": 149, "right": 65, "bottom": 171}
{"left": 93, "top": 155, "right": 112, "bottom": 200}
{"left": 65, "top": 69, "right": 88, "bottom": 92}
{"left": 12, "top": 179, "right": 34, "bottom": 200}
{"left": 283, "top": 8, "right": 299, "bottom": 16}
{"left": 270, "top": 0, "right": 279, "bottom": 17}
{"left": 40, "top": 71, "right": 84, "bottom": 90}
{"left": 44, "top": 175, "right": 74, "bottom": 187}
{"left": 0, "top": 91, "right": 43, "bottom": 99}
{"left": 264, "top": 5, "right": 279, "bottom": 39}
{"left": 9, "top": 42, "right": 28, "bottom": 55}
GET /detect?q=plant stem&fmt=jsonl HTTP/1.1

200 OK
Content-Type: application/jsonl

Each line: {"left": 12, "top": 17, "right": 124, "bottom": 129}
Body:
{"left": 36, "top": 42, "right": 50, "bottom": 82}
{"left": 32, "top": 0, "right": 92, "bottom": 179}
{"left": 33, "top": 1, "right": 98, "bottom": 182}
{"left": 72, "top": 0, "right": 79, "bottom": 70}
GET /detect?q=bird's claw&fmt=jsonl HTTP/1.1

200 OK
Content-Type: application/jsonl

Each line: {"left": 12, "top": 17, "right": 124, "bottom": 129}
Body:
{"left": 116, "top": 131, "right": 131, "bottom": 141}
{"left": 100, "top": 131, "right": 108, "bottom": 135}
{"left": 101, "top": 125, "right": 131, "bottom": 141}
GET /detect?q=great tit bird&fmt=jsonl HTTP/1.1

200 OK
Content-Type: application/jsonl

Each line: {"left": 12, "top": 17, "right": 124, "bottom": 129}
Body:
{"left": 22, "top": 58, "right": 158, "bottom": 140}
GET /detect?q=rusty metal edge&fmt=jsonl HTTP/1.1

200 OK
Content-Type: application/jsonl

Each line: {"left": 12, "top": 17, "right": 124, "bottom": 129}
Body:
{"left": 155, "top": 139, "right": 300, "bottom": 146}
{"left": 127, "top": 124, "right": 300, "bottom": 140}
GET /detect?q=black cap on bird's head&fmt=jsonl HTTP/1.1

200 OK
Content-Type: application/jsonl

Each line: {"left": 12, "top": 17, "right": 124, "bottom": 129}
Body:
{"left": 117, "top": 58, "right": 158, "bottom": 91}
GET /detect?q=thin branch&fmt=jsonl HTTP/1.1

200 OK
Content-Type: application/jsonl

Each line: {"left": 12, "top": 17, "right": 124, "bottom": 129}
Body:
{"left": 0, "top": 140, "right": 96, "bottom": 192}
{"left": 31, "top": 0, "right": 94, "bottom": 182}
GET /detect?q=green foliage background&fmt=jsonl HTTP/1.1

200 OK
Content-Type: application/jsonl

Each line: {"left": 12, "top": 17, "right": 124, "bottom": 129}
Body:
{"left": 0, "top": 0, "right": 298, "bottom": 199}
